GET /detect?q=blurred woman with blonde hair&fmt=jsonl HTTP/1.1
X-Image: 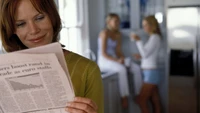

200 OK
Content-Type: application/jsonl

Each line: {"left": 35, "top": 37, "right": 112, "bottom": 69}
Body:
{"left": 131, "top": 15, "right": 162, "bottom": 113}
{"left": 97, "top": 13, "right": 130, "bottom": 108}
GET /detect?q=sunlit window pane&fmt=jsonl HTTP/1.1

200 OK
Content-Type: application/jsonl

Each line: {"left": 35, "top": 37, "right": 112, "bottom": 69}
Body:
{"left": 58, "top": 0, "right": 80, "bottom": 53}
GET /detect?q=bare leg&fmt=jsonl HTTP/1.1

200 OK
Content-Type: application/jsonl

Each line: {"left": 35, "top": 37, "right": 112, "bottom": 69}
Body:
{"left": 136, "top": 83, "right": 155, "bottom": 113}
{"left": 150, "top": 86, "right": 161, "bottom": 113}
{"left": 121, "top": 96, "right": 128, "bottom": 109}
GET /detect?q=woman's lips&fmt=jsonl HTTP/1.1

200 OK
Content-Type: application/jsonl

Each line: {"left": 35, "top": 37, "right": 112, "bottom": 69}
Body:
{"left": 29, "top": 36, "right": 44, "bottom": 43}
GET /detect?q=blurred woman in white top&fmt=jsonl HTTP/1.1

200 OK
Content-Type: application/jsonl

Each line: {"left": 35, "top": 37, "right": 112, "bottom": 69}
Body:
{"left": 131, "top": 15, "right": 162, "bottom": 113}
{"left": 97, "top": 13, "right": 129, "bottom": 108}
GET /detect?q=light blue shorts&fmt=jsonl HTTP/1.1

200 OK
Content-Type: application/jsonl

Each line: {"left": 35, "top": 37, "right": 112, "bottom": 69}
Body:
{"left": 143, "top": 69, "right": 161, "bottom": 85}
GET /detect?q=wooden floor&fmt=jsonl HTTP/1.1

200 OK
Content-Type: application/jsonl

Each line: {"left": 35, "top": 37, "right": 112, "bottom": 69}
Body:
{"left": 169, "top": 76, "right": 197, "bottom": 113}
{"left": 122, "top": 76, "right": 197, "bottom": 113}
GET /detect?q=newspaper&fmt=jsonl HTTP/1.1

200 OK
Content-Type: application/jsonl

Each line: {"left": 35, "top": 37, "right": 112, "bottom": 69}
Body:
{"left": 0, "top": 43, "right": 75, "bottom": 113}
{"left": 17, "top": 43, "right": 74, "bottom": 93}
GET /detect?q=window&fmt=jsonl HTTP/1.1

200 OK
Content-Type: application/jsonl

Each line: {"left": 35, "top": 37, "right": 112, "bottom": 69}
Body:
{"left": 58, "top": 0, "right": 89, "bottom": 55}
{"left": 106, "top": 0, "right": 131, "bottom": 29}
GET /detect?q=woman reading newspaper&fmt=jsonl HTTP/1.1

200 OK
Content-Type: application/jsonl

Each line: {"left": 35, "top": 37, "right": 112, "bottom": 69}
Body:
{"left": 0, "top": 0, "right": 103, "bottom": 113}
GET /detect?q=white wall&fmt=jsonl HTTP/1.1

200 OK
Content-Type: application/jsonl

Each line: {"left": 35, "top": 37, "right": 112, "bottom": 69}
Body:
{"left": 167, "top": 0, "right": 200, "bottom": 6}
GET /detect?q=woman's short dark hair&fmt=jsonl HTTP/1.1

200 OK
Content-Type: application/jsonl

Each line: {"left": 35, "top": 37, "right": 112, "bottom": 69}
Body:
{"left": 0, "top": 0, "right": 61, "bottom": 52}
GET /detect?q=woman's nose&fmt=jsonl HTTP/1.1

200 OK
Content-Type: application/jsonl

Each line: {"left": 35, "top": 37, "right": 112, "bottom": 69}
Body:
{"left": 29, "top": 22, "right": 40, "bottom": 35}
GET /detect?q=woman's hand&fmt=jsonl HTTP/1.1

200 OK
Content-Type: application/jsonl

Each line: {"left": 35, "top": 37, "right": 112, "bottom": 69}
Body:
{"left": 131, "top": 34, "right": 140, "bottom": 41}
{"left": 117, "top": 57, "right": 124, "bottom": 64}
{"left": 66, "top": 97, "right": 98, "bottom": 113}
{"left": 133, "top": 54, "right": 141, "bottom": 60}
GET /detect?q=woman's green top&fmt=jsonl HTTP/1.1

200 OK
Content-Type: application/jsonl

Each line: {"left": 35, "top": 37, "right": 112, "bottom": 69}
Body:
{"left": 65, "top": 52, "right": 104, "bottom": 113}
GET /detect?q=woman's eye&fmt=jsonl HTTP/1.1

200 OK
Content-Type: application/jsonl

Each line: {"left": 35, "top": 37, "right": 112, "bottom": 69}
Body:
{"left": 36, "top": 15, "right": 45, "bottom": 21}
{"left": 16, "top": 22, "right": 25, "bottom": 27}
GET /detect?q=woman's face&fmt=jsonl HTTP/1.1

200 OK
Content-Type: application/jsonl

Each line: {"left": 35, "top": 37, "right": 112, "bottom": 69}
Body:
{"left": 14, "top": 0, "right": 54, "bottom": 48}
{"left": 142, "top": 20, "right": 152, "bottom": 34}
{"left": 108, "top": 17, "right": 120, "bottom": 31}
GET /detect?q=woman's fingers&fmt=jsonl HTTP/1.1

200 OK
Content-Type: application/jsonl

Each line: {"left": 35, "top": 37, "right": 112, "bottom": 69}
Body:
{"left": 132, "top": 34, "right": 140, "bottom": 41}
{"left": 133, "top": 54, "right": 141, "bottom": 60}
{"left": 66, "top": 107, "right": 87, "bottom": 113}
{"left": 66, "top": 102, "right": 96, "bottom": 113}
{"left": 73, "top": 97, "right": 98, "bottom": 110}
{"left": 65, "top": 97, "right": 98, "bottom": 113}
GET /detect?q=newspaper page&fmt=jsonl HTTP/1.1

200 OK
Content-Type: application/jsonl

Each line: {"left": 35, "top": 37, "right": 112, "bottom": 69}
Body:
{"left": 0, "top": 49, "right": 74, "bottom": 113}
{"left": 16, "top": 43, "right": 74, "bottom": 93}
